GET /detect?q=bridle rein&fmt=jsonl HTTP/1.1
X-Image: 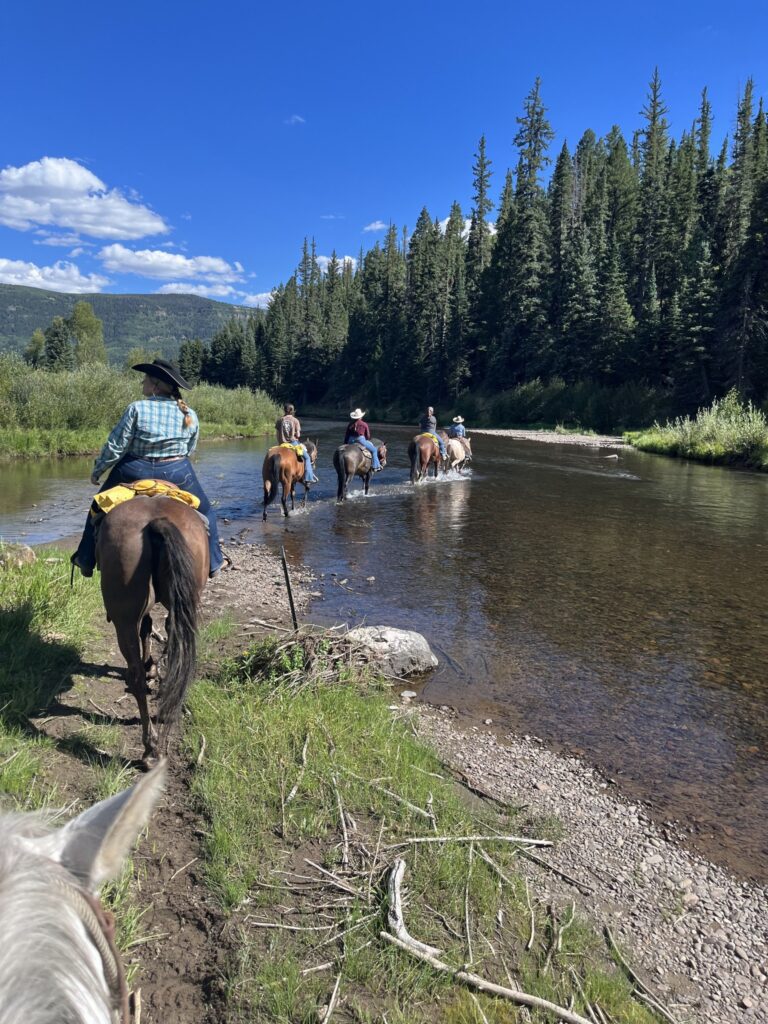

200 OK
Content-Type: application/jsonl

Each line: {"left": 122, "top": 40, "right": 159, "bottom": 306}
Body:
{"left": 54, "top": 877, "right": 130, "bottom": 1023}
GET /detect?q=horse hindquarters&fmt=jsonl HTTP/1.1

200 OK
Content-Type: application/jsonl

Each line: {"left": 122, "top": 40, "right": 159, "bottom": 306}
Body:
{"left": 333, "top": 449, "right": 347, "bottom": 501}
{"left": 409, "top": 443, "right": 419, "bottom": 484}
{"left": 263, "top": 453, "right": 281, "bottom": 520}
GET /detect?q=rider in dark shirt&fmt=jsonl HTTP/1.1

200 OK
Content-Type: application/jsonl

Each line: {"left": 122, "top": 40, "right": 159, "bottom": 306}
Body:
{"left": 418, "top": 406, "right": 446, "bottom": 459}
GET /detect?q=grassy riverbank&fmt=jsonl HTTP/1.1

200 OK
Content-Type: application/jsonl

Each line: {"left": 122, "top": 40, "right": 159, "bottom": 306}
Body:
{"left": 627, "top": 389, "right": 768, "bottom": 470}
{"left": 0, "top": 355, "right": 279, "bottom": 458}
{"left": 186, "top": 630, "right": 653, "bottom": 1023}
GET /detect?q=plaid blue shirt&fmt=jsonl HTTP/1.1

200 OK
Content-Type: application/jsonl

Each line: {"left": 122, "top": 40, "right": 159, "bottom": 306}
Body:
{"left": 93, "top": 397, "right": 199, "bottom": 478}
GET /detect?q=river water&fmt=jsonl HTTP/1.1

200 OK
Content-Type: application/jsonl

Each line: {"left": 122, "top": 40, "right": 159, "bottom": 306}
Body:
{"left": 2, "top": 421, "right": 767, "bottom": 880}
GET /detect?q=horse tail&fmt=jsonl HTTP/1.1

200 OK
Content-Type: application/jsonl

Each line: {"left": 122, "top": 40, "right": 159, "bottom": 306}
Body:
{"left": 409, "top": 442, "right": 419, "bottom": 484}
{"left": 148, "top": 519, "right": 199, "bottom": 727}
{"left": 333, "top": 448, "right": 345, "bottom": 501}
{"left": 263, "top": 454, "right": 280, "bottom": 512}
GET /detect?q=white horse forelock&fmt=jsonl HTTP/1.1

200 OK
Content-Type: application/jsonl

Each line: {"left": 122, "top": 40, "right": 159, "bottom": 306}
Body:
{"left": 0, "top": 813, "right": 114, "bottom": 1024}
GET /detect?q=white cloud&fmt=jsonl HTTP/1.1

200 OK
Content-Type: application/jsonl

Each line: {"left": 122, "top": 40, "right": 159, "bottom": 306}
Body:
{"left": 316, "top": 254, "right": 357, "bottom": 274}
{"left": 156, "top": 282, "right": 238, "bottom": 299}
{"left": 0, "top": 257, "right": 109, "bottom": 293}
{"left": 438, "top": 216, "right": 497, "bottom": 239}
{"left": 33, "top": 231, "right": 87, "bottom": 247}
{"left": 0, "top": 157, "right": 168, "bottom": 239}
{"left": 68, "top": 247, "right": 86, "bottom": 257}
{"left": 284, "top": 114, "right": 305, "bottom": 125}
{"left": 320, "top": 213, "right": 345, "bottom": 220}
{"left": 99, "top": 243, "right": 243, "bottom": 282}
{"left": 363, "top": 220, "right": 387, "bottom": 232}
{"left": 241, "top": 291, "right": 274, "bottom": 308}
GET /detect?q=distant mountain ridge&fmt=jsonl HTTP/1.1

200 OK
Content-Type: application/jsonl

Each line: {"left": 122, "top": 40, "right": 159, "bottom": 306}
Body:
{"left": 0, "top": 284, "right": 251, "bottom": 362}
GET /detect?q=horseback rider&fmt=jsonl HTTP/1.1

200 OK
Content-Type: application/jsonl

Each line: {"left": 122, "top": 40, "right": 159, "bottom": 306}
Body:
{"left": 276, "top": 403, "right": 318, "bottom": 485}
{"left": 448, "top": 415, "right": 472, "bottom": 459}
{"left": 344, "top": 408, "right": 382, "bottom": 471}
{"left": 419, "top": 405, "right": 447, "bottom": 461}
{"left": 70, "top": 358, "right": 226, "bottom": 578}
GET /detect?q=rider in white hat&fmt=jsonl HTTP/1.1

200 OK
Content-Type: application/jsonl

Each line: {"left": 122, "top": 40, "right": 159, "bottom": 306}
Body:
{"left": 344, "top": 408, "right": 382, "bottom": 471}
{"left": 448, "top": 415, "right": 471, "bottom": 458}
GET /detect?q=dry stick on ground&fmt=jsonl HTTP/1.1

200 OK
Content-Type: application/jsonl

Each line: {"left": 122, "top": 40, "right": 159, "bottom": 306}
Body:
{"left": 567, "top": 967, "right": 600, "bottom": 1024}
{"left": 423, "top": 902, "right": 463, "bottom": 940}
{"left": 285, "top": 732, "right": 310, "bottom": 806}
{"left": 304, "top": 859, "right": 364, "bottom": 900}
{"left": 464, "top": 842, "right": 475, "bottom": 966}
{"left": 342, "top": 767, "right": 435, "bottom": 822}
{"left": 470, "top": 991, "right": 491, "bottom": 1024}
{"left": 381, "top": 860, "right": 593, "bottom": 1024}
{"left": 367, "top": 816, "right": 386, "bottom": 902}
{"left": 477, "top": 846, "right": 517, "bottom": 888}
{"left": 332, "top": 774, "right": 350, "bottom": 868}
{"left": 321, "top": 973, "right": 342, "bottom": 1023}
{"left": 168, "top": 857, "right": 199, "bottom": 883}
{"left": 604, "top": 927, "right": 679, "bottom": 1024}
{"left": 557, "top": 902, "right": 576, "bottom": 952}
{"left": 87, "top": 697, "right": 115, "bottom": 718}
{"left": 519, "top": 848, "right": 593, "bottom": 895}
{"left": 384, "top": 834, "right": 552, "bottom": 851}
{"left": 196, "top": 733, "right": 206, "bottom": 766}
{"left": 525, "top": 880, "right": 535, "bottom": 952}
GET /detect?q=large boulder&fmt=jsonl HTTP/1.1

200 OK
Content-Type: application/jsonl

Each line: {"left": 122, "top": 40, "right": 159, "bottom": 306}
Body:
{"left": 347, "top": 626, "right": 438, "bottom": 677}
{"left": 0, "top": 544, "right": 37, "bottom": 570}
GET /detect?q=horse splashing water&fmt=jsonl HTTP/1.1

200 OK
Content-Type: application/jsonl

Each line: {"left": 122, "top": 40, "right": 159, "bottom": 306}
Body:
{"left": 408, "top": 434, "right": 441, "bottom": 483}
{"left": 0, "top": 761, "right": 166, "bottom": 1024}
{"left": 441, "top": 433, "right": 472, "bottom": 473}
{"left": 262, "top": 440, "right": 318, "bottom": 519}
{"left": 333, "top": 439, "right": 387, "bottom": 501}
{"left": 97, "top": 496, "right": 209, "bottom": 765}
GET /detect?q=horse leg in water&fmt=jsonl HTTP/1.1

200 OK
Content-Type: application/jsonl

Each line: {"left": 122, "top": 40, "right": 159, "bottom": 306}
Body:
{"left": 363, "top": 469, "right": 371, "bottom": 495}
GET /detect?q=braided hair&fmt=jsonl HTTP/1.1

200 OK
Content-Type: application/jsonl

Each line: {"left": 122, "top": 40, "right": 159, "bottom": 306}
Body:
{"left": 150, "top": 376, "right": 193, "bottom": 428}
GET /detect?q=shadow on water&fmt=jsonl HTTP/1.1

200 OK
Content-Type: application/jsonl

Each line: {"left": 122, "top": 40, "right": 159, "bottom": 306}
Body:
{"left": 2, "top": 422, "right": 768, "bottom": 878}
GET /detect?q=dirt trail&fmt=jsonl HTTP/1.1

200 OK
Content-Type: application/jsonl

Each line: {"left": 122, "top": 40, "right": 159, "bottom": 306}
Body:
{"left": 26, "top": 541, "right": 310, "bottom": 1024}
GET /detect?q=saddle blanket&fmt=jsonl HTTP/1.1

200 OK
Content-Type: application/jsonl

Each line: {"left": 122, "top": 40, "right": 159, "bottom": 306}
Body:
{"left": 91, "top": 479, "right": 200, "bottom": 518}
{"left": 279, "top": 442, "right": 306, "bottom": 457}
{"left": 417, "top": 432, "right": 439, "bottom": 445}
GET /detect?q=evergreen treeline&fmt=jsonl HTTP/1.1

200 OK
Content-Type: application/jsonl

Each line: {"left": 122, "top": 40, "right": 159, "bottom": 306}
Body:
{"left": 183, "top": 73, "right": 768, "bottom": 428}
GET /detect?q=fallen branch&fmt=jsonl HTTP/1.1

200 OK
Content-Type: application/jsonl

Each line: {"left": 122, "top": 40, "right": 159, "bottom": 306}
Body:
{"left": 386, "top": 859, "right": 441, "bottom": 957}
{"left": 477, "top": 846, "right": 517, "bottom": 888}
{"left": 604, "top": 927, "right": 679, "bottom": 1024}
{"left": 519, "top": 848, "right": 593, "bottom": 895}
{"left": 470, "top": 992, "right": 490, "bottom": 1024}
{"left": 169, "top": 857, "right": 198, "bottom": 883}
{"left": 464, "top": 842, "right": 475, "bottom": 966}
{"left": 304, "top": 859, "right": 364, "bottom": 899}
{"left": 285, "top": 733, "right": 309, "bottom": 805}
{"left": 342, "top": 767, "right": 435, "bottom": 822}
{"left": 380, "top": 930, "right": 593, "bottom": 1024}
{"left": 524, "top": 880, "right": 535, "bottom": 952}
{"left": 332, "top": 774, "right": 350, "bottom": 868}
{"left": 367, "top": 816, "right": 386, "bottom": 902}
{"left": 87, "top": 697, "right": 115, "bottom": 718}
{"left": 196, "top": 733, "right": 206, "bottom": 767}
{"left": 384, "top": 834, "right": 552, "bottom": 851}
{"left": 321, "top": 973, "right": 342, "bottom": 1022}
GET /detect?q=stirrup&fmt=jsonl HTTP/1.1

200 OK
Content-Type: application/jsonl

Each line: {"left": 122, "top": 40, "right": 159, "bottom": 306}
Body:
{"left": 70, "top": 552, "right": 94, "bottom": 582}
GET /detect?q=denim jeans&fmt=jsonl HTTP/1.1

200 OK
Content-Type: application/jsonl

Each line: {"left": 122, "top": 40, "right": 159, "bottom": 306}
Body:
{"left": 436, "top": 436, "right": 447, "bottom": 458}
{"left": 355, "top": 436, "right": 381, "bottom": 470}
{"left": 74, "top": 454, "right": 224, "bottom": 574}
{"left": 303, "top": 451, "right": 317, "bottom": 482}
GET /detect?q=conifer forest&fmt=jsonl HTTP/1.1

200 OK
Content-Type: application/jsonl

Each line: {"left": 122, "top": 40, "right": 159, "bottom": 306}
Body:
{"left": 180, "top": 73, "right": 768, "bottom": 429}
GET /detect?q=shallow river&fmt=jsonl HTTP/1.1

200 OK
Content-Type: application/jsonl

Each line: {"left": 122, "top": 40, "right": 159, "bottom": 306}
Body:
{"left": 2, "top": 421, "right": 767, "bottom": 880}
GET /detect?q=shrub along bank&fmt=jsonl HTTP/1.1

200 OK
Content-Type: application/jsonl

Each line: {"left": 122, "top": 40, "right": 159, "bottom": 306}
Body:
{"left": 0, "top": 354, "right": 279, "bottom": 458}
{"left": 186, "top": 631, "right": 654, "bottom": 1023}
{"left": 627, "top": 389, "right": 768, "bottom": 470}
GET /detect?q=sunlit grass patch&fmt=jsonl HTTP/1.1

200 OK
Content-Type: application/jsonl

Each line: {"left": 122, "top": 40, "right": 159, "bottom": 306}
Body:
{"left": 187, "top": 634, "right": 656, "bottom": 1023}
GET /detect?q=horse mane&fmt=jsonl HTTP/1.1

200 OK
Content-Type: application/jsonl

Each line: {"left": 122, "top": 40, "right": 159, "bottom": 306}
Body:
{"left": 0, "top": 814, "right": 112, "bottom": 1024}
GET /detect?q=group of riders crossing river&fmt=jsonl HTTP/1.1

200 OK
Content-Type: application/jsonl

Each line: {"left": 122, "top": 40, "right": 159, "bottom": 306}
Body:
{"left": 69, "top": 358, "right": 473, "bottom": 581}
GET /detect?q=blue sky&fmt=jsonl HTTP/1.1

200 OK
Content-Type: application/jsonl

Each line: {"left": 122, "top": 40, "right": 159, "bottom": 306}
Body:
{"left": 0, "top": 0, "right": 766, "bottom": 307}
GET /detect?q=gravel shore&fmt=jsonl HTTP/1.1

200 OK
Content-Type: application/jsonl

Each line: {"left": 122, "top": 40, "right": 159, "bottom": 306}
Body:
{"left": 415, "top": 707, "right": 767, "bottom": 1024}
{"left": 472, "top": 428, "right": 630, "bottom": 449}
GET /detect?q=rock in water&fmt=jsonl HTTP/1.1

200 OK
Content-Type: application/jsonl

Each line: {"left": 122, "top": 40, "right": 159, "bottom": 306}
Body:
{"left": 347, "top": 626, "right": 438, "bottom": 677}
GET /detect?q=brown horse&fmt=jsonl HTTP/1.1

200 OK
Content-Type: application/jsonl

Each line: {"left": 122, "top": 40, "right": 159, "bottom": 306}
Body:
{"left": 97, "top": 496, "right": 209, "bottom": 765}
{"left": 262, "top": 440, "right": 318, "bottom": 519}
{"left": 408, "top": 434, "right": 440, "bottom": 483}
{"left": 333, "top": 438, "right": 387, "bottom": 501}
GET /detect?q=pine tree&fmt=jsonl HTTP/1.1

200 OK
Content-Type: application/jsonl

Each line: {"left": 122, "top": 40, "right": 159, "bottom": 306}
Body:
{"left": 549, "top": 142, "right": 575, "bottom": 335}
{"left": 637, "top": 69, "right": 670, "bottom": 303}
{"left": 559, "top": 225, "right": 599, "bottom": 381}
{"left": 466, "top": 136, "right": 493, "bottom": 302}
{"left": 597, "top": 241, "right": 635, "bottom": 380}
{"left": 43, "top": 316, "right": 75, "bottom": 371}
{"left": 178, "top": 338, "right": 205, "bottom": 384}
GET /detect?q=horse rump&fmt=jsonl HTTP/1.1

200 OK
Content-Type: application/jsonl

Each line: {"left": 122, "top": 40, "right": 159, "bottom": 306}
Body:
{"left": 262, "top": 451, "right": 281, "bottom": 517}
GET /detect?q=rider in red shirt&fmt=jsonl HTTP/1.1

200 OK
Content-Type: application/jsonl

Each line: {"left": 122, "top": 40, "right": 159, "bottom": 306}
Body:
{"left": 344, "top": 409, "right": 382, "bottom": 471}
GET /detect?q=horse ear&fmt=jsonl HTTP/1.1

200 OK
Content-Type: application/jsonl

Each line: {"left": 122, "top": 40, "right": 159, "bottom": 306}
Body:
{"left": 24, "top": 760, "right": 166, "bottom": 892}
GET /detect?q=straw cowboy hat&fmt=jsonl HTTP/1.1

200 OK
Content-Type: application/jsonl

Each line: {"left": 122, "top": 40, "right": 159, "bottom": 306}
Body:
{"left": 132, "top": 358, "right": 191, "bottom": 390}
{"left": 349, "top": 408, "right": 365, "bottom": 419}
{"left": 452, "top": 415, "right": 465, "bottom": 424}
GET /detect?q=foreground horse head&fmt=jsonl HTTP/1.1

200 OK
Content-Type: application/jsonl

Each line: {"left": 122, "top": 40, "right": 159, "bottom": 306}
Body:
{"left": 97, "top": 496, "right": 209, "bottom": 765}
{"left": 262, "top": 440, "right": 318, "bottom": 519}
{"left": 408, "top": 434, "right": 440, "bottom": 484}
{"left": 333, "top": 438, "right": 387, "bottom": 502}
{"left": 0, "top": 761, "right": 166, "bottom": 1024}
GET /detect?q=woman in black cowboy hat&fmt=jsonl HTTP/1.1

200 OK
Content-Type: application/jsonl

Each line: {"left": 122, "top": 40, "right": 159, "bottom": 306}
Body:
{"left": 70, "top": 358, "right": 226, "bottom": 578}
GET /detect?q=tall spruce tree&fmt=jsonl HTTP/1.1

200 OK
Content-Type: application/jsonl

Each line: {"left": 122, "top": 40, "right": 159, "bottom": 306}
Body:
{"left": 43, "top": 316, "right": 75, "bottom": 371}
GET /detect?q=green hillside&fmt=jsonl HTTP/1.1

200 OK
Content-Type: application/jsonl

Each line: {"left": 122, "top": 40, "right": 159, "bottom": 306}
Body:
{"left": 0, "top": 285, "right": 251, "bottom": 363}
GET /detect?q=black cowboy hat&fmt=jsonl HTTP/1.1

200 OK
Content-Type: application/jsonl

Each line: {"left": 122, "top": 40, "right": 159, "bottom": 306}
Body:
{"left": 131, "top": 358, "right": 191, "bottom": 390}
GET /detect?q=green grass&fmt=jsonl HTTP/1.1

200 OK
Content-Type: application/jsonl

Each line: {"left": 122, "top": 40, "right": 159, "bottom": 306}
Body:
{"left": 186, "top": 634, "right": 657, "bottom": 1023}
{"left": 0, "top": 354, "right": 279, "bottom": 458}
{"left": 627, "top": 388, "right": 768, "bottom": 469}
